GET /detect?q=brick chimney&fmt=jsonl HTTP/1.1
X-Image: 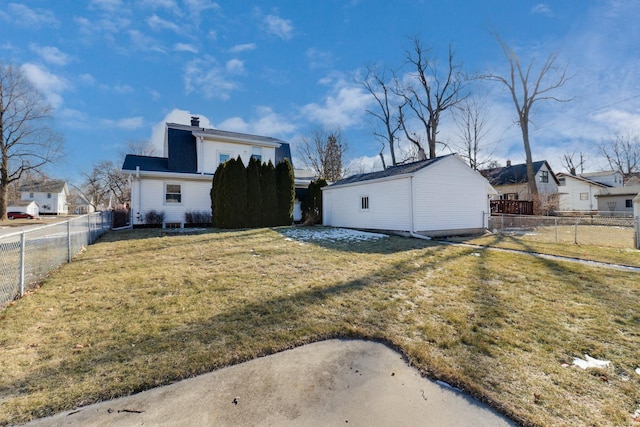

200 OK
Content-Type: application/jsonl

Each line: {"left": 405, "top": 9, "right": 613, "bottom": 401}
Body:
{"left": 190, "top": 116, "right": 200, "bottom": 127}
{"left": 506, "top": 159, "right": 511, "bottom": 167}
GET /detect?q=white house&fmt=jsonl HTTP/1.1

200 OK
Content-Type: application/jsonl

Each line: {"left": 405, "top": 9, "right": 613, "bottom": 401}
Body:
{"left": 18, "top": 180, "right": 69, "bottom": 215}
{"left": 556, "top": 173, "right": 608, "bottom": 213}
{"left": 122, "top": 118, "right": 292, "bottom": 227}
{"left": 322, "top": 154, "right": 496, "bottom": 237}
{"left": 580, "top": 170, "right": 624, "bottom": 187}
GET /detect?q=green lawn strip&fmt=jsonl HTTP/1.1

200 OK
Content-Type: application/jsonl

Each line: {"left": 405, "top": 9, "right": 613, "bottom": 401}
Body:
{"left": 0, "top": 228, "right": 638, "bottom": 426}
{"left": 446, "top": 233, "right": 640, "bottom": 268}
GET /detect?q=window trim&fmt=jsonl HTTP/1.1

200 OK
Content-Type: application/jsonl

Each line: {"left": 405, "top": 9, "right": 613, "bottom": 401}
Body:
{"left": 361, "top": 195, "right": 370, "bottom": 211}
{"left": 539, "top": 170, "right": 549, "bottom": 183}
{"left": 579, "top": 192, "right": 589, "bottom": 200}
{"left": 218, "top": 151, "right": 232, "bottom": 165}
{"left": 625, "top": 199, "right": 633, "bottom": 208}
{"left": 165, "top": 182, "right": 182, "bottom": 204}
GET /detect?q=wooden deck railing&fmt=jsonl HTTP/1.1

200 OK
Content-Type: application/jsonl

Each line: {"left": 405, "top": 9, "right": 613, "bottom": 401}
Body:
{"left": 490, "top": 200, "right": 534, "bottom": 215}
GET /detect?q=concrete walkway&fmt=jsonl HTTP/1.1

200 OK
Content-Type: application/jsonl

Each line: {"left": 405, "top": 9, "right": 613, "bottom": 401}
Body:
{"left": 22, "top": 340, "right": 517, "bottom": 426}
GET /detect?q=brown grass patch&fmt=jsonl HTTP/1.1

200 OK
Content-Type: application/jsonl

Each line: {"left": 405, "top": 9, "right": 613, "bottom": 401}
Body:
{"left": 0, "top": 227, "right": 639, "bottom": 426}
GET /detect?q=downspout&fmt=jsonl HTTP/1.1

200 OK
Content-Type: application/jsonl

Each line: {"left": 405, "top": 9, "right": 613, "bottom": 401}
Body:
{"left": 136, "top": 166, "right": 141, "bottom": 225}
{"left": 408, "top": 176, "right": 431, "bottom": 240}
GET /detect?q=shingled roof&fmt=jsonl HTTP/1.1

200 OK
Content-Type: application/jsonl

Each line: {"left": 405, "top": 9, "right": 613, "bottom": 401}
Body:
{"left": 329, "top": 155, "right": 451, "bottom": 187}
{"left": 18, "top": 179, "right": 67, "bottom": 193}
{"left": 480, "top": 160, "right": 558, "bottom": 186}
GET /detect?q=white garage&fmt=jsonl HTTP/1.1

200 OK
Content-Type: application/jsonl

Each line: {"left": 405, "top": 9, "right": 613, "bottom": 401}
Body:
{"left": 322, "top": 154, "right": 496, "bottom": 237}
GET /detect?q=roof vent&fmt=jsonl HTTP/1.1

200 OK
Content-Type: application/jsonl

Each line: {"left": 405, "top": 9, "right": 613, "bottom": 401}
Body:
{"left": 506, "top": 159, "right": 511, "bottom": 167}
{"left": 190, "top": 116, "right": 200, "bottom": 127}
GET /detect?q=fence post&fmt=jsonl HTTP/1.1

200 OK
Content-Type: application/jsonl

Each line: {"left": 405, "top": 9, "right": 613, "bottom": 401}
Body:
{"left": 555, "top": 218, "right": 558, "bottom": 242}
{"left": 574, "top": 218, "right": 578, "bottom": 245}
{"left": 67, "top": 220, "right": 72, "bottom": 263}
{"left": 19, "top": 232, "right": 26, "bottom": 296}
{"left": 501, "top": 214, "right": 504, "bottom": 234}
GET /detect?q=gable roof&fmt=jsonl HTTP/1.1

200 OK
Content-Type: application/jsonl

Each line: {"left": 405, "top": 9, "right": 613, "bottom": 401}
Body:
{"left": 18, "top": 179, "right": 67, "bottom": 193}
{"left": 480, "top": 160, "right": 558, "bottom": 186}
{"left": 328, "top": 155, "right": 452, "bottom": 188}
{"left": 556, "top": 172, "right": 609, "bottom": 188}
{"left": 123, "top": 123, "right": 293, "bottom": 174}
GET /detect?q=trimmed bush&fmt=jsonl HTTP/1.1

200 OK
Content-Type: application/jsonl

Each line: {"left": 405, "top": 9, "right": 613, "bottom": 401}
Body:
{"left": 246, "top": 156, "right": 263, "bottom": 228}
{"left": 260, "top": 161, "right": 277, "bottom": 227}
{"left": 185, "top": 210, "right": 212, "bottom": 225}
{"left": 144, "top": 210, "right": 165, "bottom": 225}
{"left": 275, "top": 159, "right": 294, "bottom": 226}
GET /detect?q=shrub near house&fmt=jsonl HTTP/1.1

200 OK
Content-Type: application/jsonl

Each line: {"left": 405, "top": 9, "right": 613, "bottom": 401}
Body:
{"left": 211, "top": 157, "right": 294, "bottom": 229}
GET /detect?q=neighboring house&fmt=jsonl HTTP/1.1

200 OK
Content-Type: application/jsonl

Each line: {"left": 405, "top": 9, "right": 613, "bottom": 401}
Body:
{"left": 70, "top": 194, "right": 96, "bottom": 215}
{"left": 595, "top": 186, "right": 640, "bottom": 217}
{"left": 18, "top": 180, "right": 69, "bottom": 215}
{"left": 7, "top": 200, "right": 39, "bottom": 217}
{"left": 481, "top": 160, "right": 559, "bottom": 200}
{"left": 580, "top": 170, "right": 624, "bottom": 187}
{"left": 322, "top": 154, "right": 496, "bottom": 237}
{"left": 292, "top": 169, "right": 318, "bottom": 222}
{"left": 556, "top": 173, "right": 609, "bottom": 212}
{"left": 122, "top": 117, "right": 292, "bottom": 227}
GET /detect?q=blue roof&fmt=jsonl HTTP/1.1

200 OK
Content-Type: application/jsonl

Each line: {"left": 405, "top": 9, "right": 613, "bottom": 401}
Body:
{"left": 480, "top": 160, "right": 558, "bottom": 186}
{"left": 122, "top": 123, "right": 292, "bottom": 173}
{"left": 329, "top": 155, "right": 451, "bottom": 187}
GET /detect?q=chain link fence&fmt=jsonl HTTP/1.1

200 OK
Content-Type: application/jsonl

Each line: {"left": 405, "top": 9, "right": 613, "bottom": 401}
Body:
{"left": 485, "top": 213, "right": 637, "bottom": 248}
{"left": 0, "top": 211, "right": 112, "bottom": 308}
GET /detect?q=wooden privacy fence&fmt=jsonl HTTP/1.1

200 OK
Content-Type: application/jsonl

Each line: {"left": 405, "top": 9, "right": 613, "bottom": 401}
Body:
{"left": 490, "top": 200, "right": 534, "bottom": 215}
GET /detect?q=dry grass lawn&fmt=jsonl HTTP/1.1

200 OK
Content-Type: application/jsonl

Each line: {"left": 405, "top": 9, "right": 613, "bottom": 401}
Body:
{"left": 0, "top": 227, "right": 639, "bottom": 426}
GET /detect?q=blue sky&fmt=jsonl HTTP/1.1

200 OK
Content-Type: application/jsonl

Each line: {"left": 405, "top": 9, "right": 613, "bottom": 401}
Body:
{"left": 1, "top": 0, "right": 639, "bottom": 184}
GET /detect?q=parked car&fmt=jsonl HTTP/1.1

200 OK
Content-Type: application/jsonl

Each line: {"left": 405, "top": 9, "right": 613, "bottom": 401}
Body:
{"left": 7, "top": 211, "right": 34, "bottom": 219}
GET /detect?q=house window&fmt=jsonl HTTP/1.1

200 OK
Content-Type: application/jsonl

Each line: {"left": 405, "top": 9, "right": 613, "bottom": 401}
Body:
{"left": 558, "top": 177, "right": 566, "bottom": 186}
{"left": 219, "top": 153, "right": 231, "bottom": 165}
{"left": 47, "top": 193, "right": 52, "bottom": 199}
{"left": 580, "top": 193, "right": 589, "bottom": 200}
{"left": 540, "top": 171, "right": 549, "bottom": 183}
{"left": 29, "top": 192, "right": 34, "bottom": 199}
{"left": 165, "top": 184, "right": 182, "bottom": 203}
{"left": 500, "top": 193, "right": 519, "bottom": 200}
{"left": 361, "top": 196, "right": 369, "bottom": 210}
{"left": 251, "top": 147, "right": 262, "bottom": 162}
{"left": 626, "top": 199, "right": 633, "bottom": 208}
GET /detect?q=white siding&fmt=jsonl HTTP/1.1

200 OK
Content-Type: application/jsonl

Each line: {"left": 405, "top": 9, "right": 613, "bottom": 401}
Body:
{"left": 323, "top": 177, "right": 412, "bottom": 231}
{"left": 557, "top": 176, "right": 600, "bottom": 211}
{"left": 201, "top": 140, "right": 276, "bottom": 173}
{"left": 21, "top": 191, "right": 67, "bottom": 215}
{"left": 536, "top": 164, "right": 558, "bottom": 194}
{"left": 412, "top": 158, "right": 489, "bottom": 232}
{"left": 131, "top": 175, "right": 212, "bottom": 225}
{"left": 323, "top": 156, "right": 493, "bottom": 235}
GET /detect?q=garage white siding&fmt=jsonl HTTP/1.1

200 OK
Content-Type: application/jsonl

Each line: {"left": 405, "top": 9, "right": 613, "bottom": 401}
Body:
{"left": 412, "top": 159, "right": 489, "bottom": 233}
{"left": 323, "top": 177, "right": 412, "bottom": 231}
{"left": 323, "top": 155, "right": 494, "bottom": 236}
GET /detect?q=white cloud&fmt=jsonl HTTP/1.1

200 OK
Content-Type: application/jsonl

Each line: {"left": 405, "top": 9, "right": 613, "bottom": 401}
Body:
{"left": 217, "top": 106, "right": 296, "bottom": 137}
{"left": 225, "top": 59, "right": 244, "bottom": 74}
{"left": 174, "top": 43, "right": 198, "bottom": 53}
{"left": 301, "top": 80, "right": 372, "bottom": 128}
{"left": 306, "top": 48, "right": 333, "bottom": 70}
{"left": 264, "top": 14, "right": 293, "bottom": 40}
{"left": 146, "top": 14, "right": 181, "bottom": 33}
{"left": 6, "top": 3, "right": 58, "bottom": 28}
{"left": 20, "top": 63, "right": 70, "bottom": 109}
{"left": 101, "top": 116, "right": 145, "bottom": 130}
{"left": 29, "top": 44, "right": 71, "bottom": 66}
{"left": 229, "top": 43, "right": 257, "bottom": 53}
{"left": 128, "top": 29, "right": 165, "bottom": 53}
{"left": 150, "top": 109, "right": 214, "bottom": 152}
{"left": 184, "top": 56, "right": 239, "bottom": 100}
{"left": 531, "top": 4, "right": 552, "bottom": 16}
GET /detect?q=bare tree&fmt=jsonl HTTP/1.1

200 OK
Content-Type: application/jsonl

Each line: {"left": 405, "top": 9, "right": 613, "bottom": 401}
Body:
{"left": 0, "top": 63, "right": 63, "bottom": 219}
{"left": 119, "top": 138, "right": 157, "bottom": 159}
{"left": 484, "top": 35, "right": 571, "bottom": 209}
{"left": 399, "top": 37, "right": 467, "bottom": 159}
{"left": 452, "top": 96, "right": 494, "bottom": 170}
{"left": 298, "top": 127, "right": 347, "bottom": 181}
{"left": 561, "top": 151, "right": 585, "bottom": 175}
{"left": 359, "top": 65, "right": 402, "bottom": 168}
{"left": 599, "top": 133, "right": 639, "bottom": 179}
{"left": 80, "top": 160, "right": 130, "bottom": 210}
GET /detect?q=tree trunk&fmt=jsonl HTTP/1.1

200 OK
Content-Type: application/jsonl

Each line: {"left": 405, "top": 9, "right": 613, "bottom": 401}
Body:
{"left": 521, "top": 120, "right": 540, "bottom": 214}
